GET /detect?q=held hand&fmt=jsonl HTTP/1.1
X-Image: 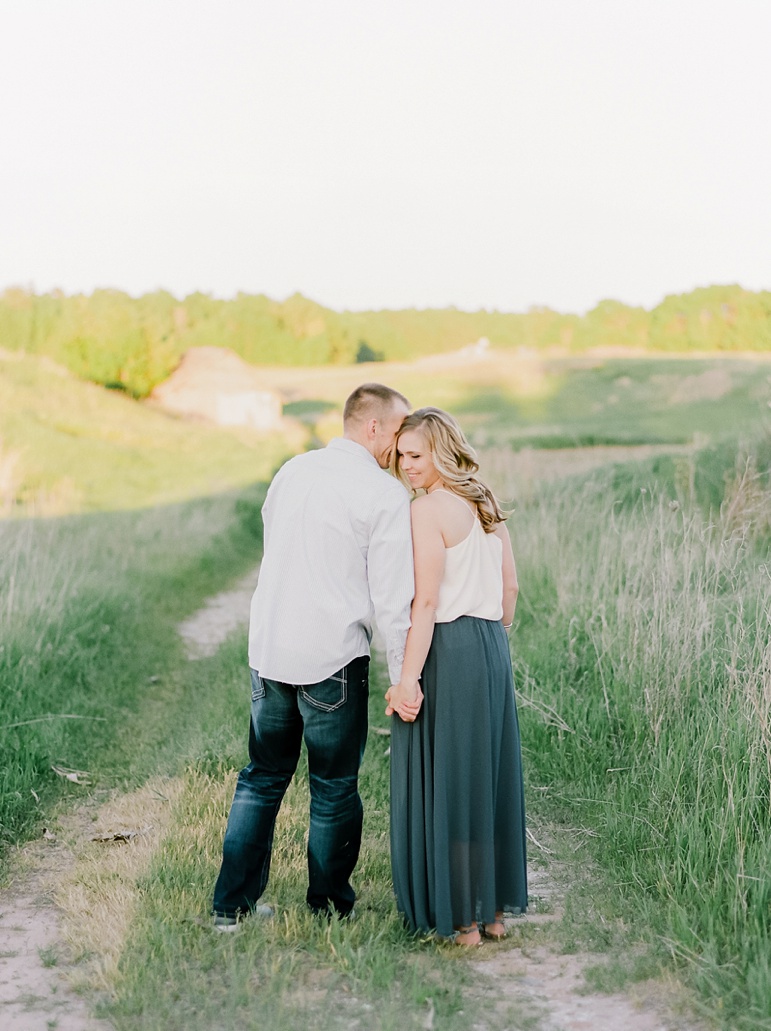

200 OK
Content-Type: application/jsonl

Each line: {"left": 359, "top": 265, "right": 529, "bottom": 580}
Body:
{"left": 385, "top": 681, "right": 424, "bottom": 722}
{"left": 385, "top": 686, "right": 423, "bottom": 722}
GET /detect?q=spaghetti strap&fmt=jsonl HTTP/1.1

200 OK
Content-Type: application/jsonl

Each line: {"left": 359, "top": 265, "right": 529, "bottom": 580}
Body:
{"left": 432, "top": 488, "right": 476, "bottom": 516}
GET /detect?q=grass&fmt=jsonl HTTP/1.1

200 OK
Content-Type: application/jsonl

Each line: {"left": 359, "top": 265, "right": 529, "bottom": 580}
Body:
{"left": 509, "top": 445, "right": 771, "bottom": 1030}
{"left": 96, "top": 654, "right": 507, "bottom": 1031}
{"left": 0, "top": 483, "right": 268, "bottom": 862}
{"left": 4, "top": 352, "right": 771, "bottom": 1027}
{"left": 0, "top": 349, "right": 303, "bottom": 512}
{"left": 3, "top": 346, "right": 769, "bottom": 513}
{"left": 253, "top": 351, "right": 771, "bottom": 452}
{"left": 0, "top": 457, "right": 535, "bottom": 1027}
{"left": 37, "top": 945, "right": 59, "bottom": 968}
{"left": 42, "top": 435, "right": 767, "bottom": 1031}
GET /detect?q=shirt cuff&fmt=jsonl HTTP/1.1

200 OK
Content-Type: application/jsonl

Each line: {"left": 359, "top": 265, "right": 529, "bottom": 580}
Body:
{"left": 386, "top": 641, "right": 405, "bottom": 685}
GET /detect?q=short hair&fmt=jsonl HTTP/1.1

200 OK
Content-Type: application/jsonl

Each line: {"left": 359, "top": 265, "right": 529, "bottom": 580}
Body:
{"left": 343, "top": 383, "right": 410, "bottom": 426}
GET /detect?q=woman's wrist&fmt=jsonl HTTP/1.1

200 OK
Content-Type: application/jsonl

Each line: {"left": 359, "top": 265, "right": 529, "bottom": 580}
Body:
{"left": 398, "top": 674, "right": 420, "bottom": 691}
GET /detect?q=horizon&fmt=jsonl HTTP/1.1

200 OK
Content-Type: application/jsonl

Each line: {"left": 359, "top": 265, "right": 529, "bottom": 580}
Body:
{"left": 2, "top": 1, "right": 770, "bottom": 314}
{"left": 3, "top": 279, "right": 765, "bottom": 320}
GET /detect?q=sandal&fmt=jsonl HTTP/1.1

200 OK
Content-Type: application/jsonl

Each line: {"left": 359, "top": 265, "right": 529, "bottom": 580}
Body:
{"left": 453, "top": 923, "right": 483, "bottom": 947}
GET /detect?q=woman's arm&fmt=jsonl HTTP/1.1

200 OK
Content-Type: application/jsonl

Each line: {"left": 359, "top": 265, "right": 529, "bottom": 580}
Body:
{"left": 386, "top": 497, "right": 446, "bottom": 720}
{"left": 494, "top": 522, "right": 519, "bottom": 627}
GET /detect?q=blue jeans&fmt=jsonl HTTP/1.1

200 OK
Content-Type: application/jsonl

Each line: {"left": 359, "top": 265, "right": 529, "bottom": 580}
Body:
{"left": 212, "top": 656, "right": 370, "bottom": 918}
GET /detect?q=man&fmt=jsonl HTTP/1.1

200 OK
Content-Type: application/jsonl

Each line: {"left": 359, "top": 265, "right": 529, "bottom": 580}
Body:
{"left": 212, "top": 383, "right": 415, "bottom": 928}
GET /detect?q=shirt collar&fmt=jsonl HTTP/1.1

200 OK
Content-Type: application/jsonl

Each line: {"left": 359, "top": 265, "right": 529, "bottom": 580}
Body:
{"left": 327, "top": 437, "right": 380, "bottom": 469}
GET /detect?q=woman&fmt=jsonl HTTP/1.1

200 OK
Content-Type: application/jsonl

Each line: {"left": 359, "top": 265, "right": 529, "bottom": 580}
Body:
{"left": 386, "top": 408, "right": 527, "bottom": 946}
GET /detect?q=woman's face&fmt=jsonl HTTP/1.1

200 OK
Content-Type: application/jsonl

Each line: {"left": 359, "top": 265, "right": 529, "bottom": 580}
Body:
{"left": 396, "top": 427, "right": 441, "bottom": 492}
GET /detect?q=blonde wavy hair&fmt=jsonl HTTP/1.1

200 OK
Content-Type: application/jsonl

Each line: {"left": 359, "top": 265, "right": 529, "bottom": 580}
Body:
{"left": 390, "top": 407, "right": 508, "bottom": 532}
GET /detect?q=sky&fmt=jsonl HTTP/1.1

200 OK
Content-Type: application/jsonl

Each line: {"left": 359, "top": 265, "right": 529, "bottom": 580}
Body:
{"left": 1, "top": 0, "right": 769, "bottom": 314}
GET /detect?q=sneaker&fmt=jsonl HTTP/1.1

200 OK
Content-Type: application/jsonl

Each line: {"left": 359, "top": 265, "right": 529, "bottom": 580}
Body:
{"left": 212, "top": 905, "right": 274, "bottom": 932}
{"left": 212, "top": 914, "right": 240, "bottom": 933}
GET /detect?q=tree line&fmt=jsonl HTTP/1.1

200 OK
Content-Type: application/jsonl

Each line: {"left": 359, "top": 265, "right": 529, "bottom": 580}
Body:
{"left": 0, "top": 284, "right": 769, "bottom": 398}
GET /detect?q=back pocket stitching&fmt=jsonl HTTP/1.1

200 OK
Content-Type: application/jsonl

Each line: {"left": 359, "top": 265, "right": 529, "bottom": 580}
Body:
{"left": 300, "top": 667, "right": 347, "bottom": 712}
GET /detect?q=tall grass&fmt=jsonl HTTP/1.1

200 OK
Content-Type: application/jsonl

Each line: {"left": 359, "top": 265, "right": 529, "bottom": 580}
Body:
{"left": 0, "top": 487, "right": 266, "bottom": 865}
{"left": 511, "top": 447, "right": 771, "bottom": 1027}
{"left": 5, "top": 405, "right": 770, "bottom": 1025}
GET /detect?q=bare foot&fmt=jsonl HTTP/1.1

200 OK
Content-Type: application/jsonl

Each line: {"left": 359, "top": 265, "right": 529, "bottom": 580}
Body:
{"left": 481, "top": 911, "right": 506, "bottom": 940}
{"left": 454, "top": 923, "right": 482, "bottom": 946}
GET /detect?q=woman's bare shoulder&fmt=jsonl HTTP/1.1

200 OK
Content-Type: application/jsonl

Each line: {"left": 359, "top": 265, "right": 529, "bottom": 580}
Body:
{"left": 410, "top": 491, "right": 444, "bottom": 519}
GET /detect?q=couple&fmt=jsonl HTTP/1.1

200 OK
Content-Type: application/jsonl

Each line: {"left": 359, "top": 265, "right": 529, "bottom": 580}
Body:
{"left": 211, "top": 383, "right": 527, "bottom": 945}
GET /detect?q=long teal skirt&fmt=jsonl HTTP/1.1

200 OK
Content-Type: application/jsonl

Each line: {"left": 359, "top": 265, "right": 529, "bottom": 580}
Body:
{"left": 390, "top": 616, "right": 527, "bottom": 937}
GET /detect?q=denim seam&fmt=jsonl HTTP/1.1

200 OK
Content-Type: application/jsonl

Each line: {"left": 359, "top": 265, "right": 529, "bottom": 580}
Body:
{"left": 251, "top": 672, "right": 266, "bottom": 701}
{"left": 300, "top": 666, "right": 348, "bottom": 712}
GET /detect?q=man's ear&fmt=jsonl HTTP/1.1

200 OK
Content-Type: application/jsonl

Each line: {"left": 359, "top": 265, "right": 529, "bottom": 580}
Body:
{"left": 366, "top": 418, "right": 378, "bottom": 440}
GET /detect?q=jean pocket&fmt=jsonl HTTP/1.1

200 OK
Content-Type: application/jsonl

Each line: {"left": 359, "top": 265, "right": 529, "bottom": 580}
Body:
{"left": 250, "top": 670, "right": 266, "bottom": 702}
{"left": 299, "top": 670, "right": 347, "bottom": 712}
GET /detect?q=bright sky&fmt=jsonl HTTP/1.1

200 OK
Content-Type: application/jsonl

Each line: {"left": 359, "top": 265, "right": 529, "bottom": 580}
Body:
{"left": 1, "top": 0, "right": 769, "bottom": 314}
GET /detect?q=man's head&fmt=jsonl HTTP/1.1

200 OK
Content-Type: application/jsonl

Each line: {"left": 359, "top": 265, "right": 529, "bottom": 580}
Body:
{"left": 343, "top": 383, "right": 410, "bottom": 469}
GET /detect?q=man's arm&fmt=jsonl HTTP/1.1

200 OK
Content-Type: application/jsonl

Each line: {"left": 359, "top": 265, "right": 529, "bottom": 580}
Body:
{"left": 367, "top": 486, "right": 414, "bottom": 685}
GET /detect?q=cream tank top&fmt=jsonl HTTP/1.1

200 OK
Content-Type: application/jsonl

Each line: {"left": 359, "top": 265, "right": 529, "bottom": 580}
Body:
{"left": 433, "top": 490, "right": 504, "bottom": 624}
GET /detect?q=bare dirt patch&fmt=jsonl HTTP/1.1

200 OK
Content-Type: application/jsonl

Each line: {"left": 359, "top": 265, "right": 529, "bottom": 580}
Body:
{"left": 472, "top": 946, "right": 697, "bottom": 1031}
{"left": 177, "top": 565, "right": 259, "bottom": 659}
{"left": 0, "top": 861, "right": 113, "bottom": 1031}
{"left": 0, "top": 778, "right": 183, "bottom": 1029}
{"left": 465, "top": 865, "right": 706, "bottom": 1031}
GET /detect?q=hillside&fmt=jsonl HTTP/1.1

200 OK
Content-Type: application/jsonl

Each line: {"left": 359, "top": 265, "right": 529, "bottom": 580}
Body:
{"left": 0, "top": 283, "right": 769, "bottom": 397}
{"left": 0, "top": 349, "right": 303, "bottom": 514}
{"left": 3, "top": 340, "right": 769, "bottom": 517}
{"left": 256, "top": 348, "right": 771, "bottom": 453}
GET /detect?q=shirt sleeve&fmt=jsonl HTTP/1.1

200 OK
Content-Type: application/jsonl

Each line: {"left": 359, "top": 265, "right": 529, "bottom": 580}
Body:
{"left": 367, "top": 485, "right": 414, "bottom": 684}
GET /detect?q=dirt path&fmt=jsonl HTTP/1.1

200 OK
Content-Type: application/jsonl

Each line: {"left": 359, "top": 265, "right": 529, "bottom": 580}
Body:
{"left": 467, "top": 864, "right": 704, "bottom": 1031}
{"left": 0, "top": 569, "right": 258, "bottom": 1031}
{"left": 1, "top": 571, "right": 707, "bottom": 1031}
{"left": 0, "top": 779, "right": 183, "bottom": 1031}
{"left": 176, "top": 565, "right": 259, "bottom": 659}
{"left": 0, "top": 854, "right": 113, "bottom": 1031}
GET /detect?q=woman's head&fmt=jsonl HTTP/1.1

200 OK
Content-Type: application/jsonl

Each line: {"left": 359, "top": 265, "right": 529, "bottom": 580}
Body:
{"left": 392, "top": 408, "right": 477, "bottom": 488}
{"left": 391, "top": 407, "right": 508, "bottom": 531}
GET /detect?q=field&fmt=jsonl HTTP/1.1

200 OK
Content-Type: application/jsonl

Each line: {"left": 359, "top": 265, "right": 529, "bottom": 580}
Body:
{"left": 1, "top": 348, "right": 770, "bottom": 1029}
{"left": 258, "top": 348, "right": 771, "bottom": 448}
{"left": 0, "top": 348, "right": 304, "bottom": 512}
